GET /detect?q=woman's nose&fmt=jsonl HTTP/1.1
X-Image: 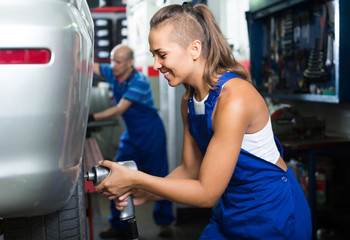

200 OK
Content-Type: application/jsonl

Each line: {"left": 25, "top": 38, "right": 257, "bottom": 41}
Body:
{"left": 153, "top": 58, "right": 161, "bottom": 71}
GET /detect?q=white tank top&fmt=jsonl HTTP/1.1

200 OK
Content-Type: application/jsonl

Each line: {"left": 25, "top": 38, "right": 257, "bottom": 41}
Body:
{"left": 193, "top": 95, "right": 280, "bottom": 164}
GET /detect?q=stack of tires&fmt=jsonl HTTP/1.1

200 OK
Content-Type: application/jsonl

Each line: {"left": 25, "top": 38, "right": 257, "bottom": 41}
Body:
{"left": 94, "top": 18, "right": 114, "bottom": 59}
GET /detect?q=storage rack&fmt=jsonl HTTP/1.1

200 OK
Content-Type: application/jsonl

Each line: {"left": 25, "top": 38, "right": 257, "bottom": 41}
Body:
{"left": 91, "top": 6, "right": 127, "bottom": 63}
{"left": 246, "top": 0, "right": 350, "bottom": 103}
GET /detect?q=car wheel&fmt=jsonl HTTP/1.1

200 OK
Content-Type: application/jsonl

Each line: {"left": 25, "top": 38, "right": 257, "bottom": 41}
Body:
{"left": 2, "top": 164, "right": 88, "bottom": 240}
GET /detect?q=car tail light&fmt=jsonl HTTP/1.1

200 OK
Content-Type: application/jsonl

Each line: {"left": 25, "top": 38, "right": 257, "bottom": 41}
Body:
{"left": 0, "top": 49, "right": 51, "bottom": 64}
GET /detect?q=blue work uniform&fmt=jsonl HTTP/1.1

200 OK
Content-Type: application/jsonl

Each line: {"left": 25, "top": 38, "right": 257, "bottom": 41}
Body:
{"left": 99, "top": 65, "right": 174, "bottom": 230}
{"left": 187, "top": 72, "right": 312, "bottom": 239}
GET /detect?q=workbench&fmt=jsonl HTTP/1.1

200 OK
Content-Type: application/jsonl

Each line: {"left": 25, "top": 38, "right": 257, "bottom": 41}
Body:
{"left": 280, "top": 135, "right": 350, "bottom": 239}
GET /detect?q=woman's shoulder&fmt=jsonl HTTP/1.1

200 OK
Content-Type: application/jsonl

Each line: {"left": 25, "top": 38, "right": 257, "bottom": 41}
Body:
{"left": 219, "top": 77, "right": 270, "bottom": 129}
{"left": 217, "top": 77, "right": 266, "bottom": 116}
{"left": 220, "top": 77, "right": 256, "bottom": 101}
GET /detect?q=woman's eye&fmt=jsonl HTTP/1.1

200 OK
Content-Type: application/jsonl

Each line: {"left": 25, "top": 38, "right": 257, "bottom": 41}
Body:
{"left": 160, "top": 54, "right": 166, "bottom": 59}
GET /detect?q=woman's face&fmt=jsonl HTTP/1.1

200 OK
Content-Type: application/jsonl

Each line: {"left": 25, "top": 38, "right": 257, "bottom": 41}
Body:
{"left": 149, "top": 25, "right": 195, "bottom": 87}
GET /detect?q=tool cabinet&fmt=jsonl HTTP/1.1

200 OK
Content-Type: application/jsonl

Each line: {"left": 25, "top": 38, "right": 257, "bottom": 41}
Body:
{"left": 246, "top": 0, "right": 350, "bottom": 103}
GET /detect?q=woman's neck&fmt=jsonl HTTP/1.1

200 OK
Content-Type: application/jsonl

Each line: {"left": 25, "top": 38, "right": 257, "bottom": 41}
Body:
{"left": 189, "top": 58, "right": 211, "bottom": 101}
{"left": 193, "top": 84, "right": 209, "bottom": 101}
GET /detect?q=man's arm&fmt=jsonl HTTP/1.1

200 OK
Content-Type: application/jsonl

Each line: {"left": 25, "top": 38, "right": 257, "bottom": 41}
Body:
{"left": 93, "top": 98, "right": 133, "bottom": 121}
{"left": 93, "top": 62, "right": 101, "bottom": 76}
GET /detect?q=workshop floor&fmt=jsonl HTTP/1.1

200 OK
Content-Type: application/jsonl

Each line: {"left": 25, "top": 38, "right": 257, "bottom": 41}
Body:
{"left": 90, "top": 192, "right": 210, "bottom": 240}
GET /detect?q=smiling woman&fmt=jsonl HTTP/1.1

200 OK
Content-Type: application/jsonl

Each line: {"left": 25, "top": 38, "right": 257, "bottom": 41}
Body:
{"left": 149, "top": 4, "right": 250, "bottom": 100}
{"left": 96, "top": 3, "right": 312, "bottom": 240}
{"left": 149, "top": 26, "right": 195, "bottom": 87}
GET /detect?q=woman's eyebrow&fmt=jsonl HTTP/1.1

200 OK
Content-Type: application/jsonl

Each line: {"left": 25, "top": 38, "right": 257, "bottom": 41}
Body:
{"left": 150, "top": 48, "right": 164, "bottom": 54}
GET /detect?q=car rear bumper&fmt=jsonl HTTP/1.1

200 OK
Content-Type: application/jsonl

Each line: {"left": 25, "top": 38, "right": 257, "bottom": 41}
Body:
{"left": 0, "top": 159, "right": 81, "bottom": 218}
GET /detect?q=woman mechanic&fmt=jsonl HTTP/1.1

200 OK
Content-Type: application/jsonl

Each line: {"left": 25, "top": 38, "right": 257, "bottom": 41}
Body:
{"left": 95, "top": 3, "right": 312, "bottom": 239}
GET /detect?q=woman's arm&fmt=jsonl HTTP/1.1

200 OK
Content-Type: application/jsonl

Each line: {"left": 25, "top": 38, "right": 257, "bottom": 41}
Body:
{"left": 96, "top": 83, "right": 253, "bottom": 207}
{"left": 97, "top": 96, "right": 205, "bottom": 202}
{"left": 109, "top": 96, "right": 204, "bottom": 208}
{"left": 165, "top": 96, "right": 203, "bottom": 180}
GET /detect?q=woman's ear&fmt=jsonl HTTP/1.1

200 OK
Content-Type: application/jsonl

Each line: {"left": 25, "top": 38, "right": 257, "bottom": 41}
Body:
{"left": 191, "top": 40, "right": 202, "bottom": 60}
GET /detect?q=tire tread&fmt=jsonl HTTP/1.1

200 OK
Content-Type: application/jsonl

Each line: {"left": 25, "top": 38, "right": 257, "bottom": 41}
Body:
{"left": 3, "top": 165, "right": 87, "bottom": 240}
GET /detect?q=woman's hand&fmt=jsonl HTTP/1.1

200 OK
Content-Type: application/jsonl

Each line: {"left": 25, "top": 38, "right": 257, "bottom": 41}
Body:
{"left": 114, "top": 188, "right": 162, "bottom": 210}
{"left": 94, "top": 160, "right": 136, "bottom": 200}
{"left": 114, "top": 192, "right": 132, "bottom": 211}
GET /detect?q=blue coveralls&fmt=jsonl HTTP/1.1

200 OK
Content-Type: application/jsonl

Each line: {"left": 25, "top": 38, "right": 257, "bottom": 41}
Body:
{"left": 100, "top": 66, "right": 174, "bottom": 230}
{"left": 187, "top": 72, "right": 312, "bottom": 239}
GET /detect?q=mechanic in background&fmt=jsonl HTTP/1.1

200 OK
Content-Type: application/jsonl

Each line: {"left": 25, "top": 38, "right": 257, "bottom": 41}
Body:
{"left": 91, "top": 44, "right": 174, "bottom": 239}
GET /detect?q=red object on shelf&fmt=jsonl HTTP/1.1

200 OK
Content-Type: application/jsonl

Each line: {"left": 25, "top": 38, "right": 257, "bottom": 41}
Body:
{"left": 238, "top": 60, "right": 250, "bottom": 72}
{"left": 148, "top": 67, "right": 159, "bottom": 77}
{"left": 94, "top": 57, "right": 110, "bottom": 63}
{"left": 91, "top": 6, "right": 126, "bottom": 13}
{"left": 135, "top": 66, "right": 159, "bottom": 77}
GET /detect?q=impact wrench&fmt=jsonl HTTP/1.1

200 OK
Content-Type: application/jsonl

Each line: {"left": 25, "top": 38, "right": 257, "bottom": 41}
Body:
{"left": 85, "top": 160, "right": 139, "bottom": 240}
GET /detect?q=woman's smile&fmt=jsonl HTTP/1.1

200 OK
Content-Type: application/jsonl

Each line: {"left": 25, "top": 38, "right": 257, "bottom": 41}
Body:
{"left": 162, "top": 71, "right": 171, "bottom": 80}
{"left": 163, "top": 71, "right": 170, "bottom": 77}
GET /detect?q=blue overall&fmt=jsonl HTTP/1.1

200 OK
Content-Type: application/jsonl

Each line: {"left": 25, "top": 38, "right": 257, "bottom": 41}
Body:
{"left": 187, "top": 72, "right": 312, "bottom": 239}
{"left": 100, "top": 66, "right": 174, "bottom": 230}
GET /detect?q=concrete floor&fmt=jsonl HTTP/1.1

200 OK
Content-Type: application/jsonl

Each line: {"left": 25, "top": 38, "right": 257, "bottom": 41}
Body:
{"left": 89, "top": 192, "right": 211, "bottom": 240}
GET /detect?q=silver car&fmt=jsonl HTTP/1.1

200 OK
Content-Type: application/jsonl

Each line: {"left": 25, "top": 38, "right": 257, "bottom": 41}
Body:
{"left": 0, "top": 0, "right": 96, "bottom": 238}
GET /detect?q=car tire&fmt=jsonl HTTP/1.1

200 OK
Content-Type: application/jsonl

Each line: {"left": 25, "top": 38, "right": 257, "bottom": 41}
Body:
{"left": 0, "top": 218, "right": 3, "bottom": 236}
{"left": 2, "top": 164, "right": 88, "bottom": 240}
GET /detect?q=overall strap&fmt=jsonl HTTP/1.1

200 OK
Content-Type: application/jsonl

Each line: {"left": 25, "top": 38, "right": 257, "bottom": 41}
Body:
{"left": 188, "top": 72, "right": 243, "bottom": 114}
{"left": 187, "top": 97, "right": 195, "bottom": 115}
{"left": 205, "top": 72, "right": 242, "bottom": 108}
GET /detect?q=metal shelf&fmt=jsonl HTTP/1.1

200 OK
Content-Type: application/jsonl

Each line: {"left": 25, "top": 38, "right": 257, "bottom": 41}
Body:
{"left": 262, "top": 92, "right": 339, "bottom": 103}
{"left": 247, "top": 0, "right": 350, "bottom": 103}
{"left": 91, "top": 6, "right": 126, "bottom": 13}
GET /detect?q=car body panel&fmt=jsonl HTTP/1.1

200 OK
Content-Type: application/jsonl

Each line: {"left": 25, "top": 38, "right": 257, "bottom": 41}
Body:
{"left": 0, "top": 0, "right": 94, "bottom": 218}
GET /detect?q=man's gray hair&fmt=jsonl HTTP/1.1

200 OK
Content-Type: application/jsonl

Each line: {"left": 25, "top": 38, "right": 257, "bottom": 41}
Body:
{"left": 110, "top": 44, "right": 134, "bottom": 60}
